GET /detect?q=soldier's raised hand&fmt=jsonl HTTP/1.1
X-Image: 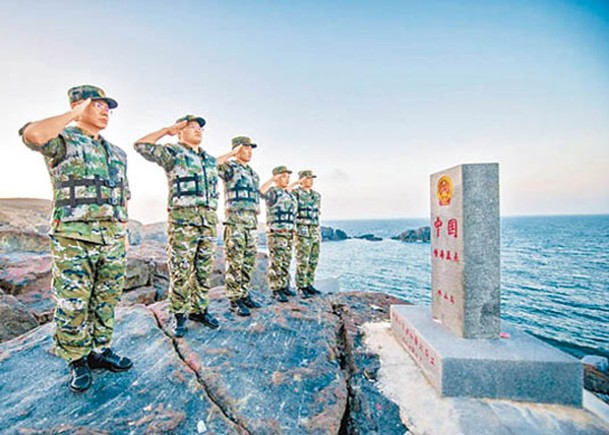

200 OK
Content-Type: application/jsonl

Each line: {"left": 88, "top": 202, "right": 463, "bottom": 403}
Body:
{"left": 70, "top": 98, "right": 92, "bottom": 121}
{"left": 231, "top": 144, "right": 243, "bottom": 156}
{"left": 165, "top": 120, "right": 188, "bottom": 136}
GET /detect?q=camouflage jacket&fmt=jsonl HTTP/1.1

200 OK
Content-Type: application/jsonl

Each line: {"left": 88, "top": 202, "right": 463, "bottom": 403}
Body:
{"left": 263, "top": 186, "right": 297, "bottom": 232}
{"left": 134, "top": 142, "right": 219, "bottom": 212}
{"left": 21, "top": 125, "right": 129, "bottom": 224}
{"left": 218, "top": 160, "right": 260, "bottom": 214}
{"left": 292, "top": 187, "right": 321, "bottom": 227}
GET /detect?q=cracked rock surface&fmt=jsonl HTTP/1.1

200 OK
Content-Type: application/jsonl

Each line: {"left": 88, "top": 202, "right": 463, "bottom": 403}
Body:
{"left": 0, "top": 291, "right": 408, "bottom": 434}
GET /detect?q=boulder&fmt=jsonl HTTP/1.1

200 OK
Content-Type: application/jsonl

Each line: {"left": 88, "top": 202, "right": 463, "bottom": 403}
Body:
{"left": 127, "top": 219, "right": 144, "bottom": 246}
{"left": 321, "top": 226, "right": 349, "bottom": 241}
{"left": 0, "top": 198, "right": 51, "bottom": 254}
{"left": 0, "top": 253, "right": 52, "bottom": 295}
{"left": 0, "top": 293, "right": 39, "bottom": 343}
{"left": 391, "top": 226, "right": 431, "bottom": 243}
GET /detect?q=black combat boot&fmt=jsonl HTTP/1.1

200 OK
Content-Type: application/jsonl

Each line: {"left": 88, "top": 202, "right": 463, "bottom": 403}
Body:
{"left": 173, "top": 313, "right": 187, "bottom": 337}
{"left": 272, "top": 290, "right": 289, "bottom": 303}
{"left": 230, "top": 299, "right": 251, "bottom": 317}
{"left": 242, "top": 294, "right": 262, "bottom": 309}
{"left": 69, "top": 357, "right": 92, "bottom": 393}
{"left": 281, "top": 286, "right": 297, "bottom": 297}
{"left": 88, "top": 348, "right": 133, "bottom": 372}
{"left": 189, "top": 309, "right": 220, "bottom": 329}
{"left": 306, "top": 285, "right": 322, "bottom": 295}
{"left": 299, "top": 288, "right": 311, "bottom": 299}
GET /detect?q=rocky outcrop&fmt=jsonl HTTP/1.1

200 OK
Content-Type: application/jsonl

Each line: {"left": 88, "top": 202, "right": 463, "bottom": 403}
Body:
{"left": 392, "top": 226, "right": 431, "bottom": 243}
{"left": 0, "top": 198, "right": 51, "bottom": 254}
{"left": 354, "top": 234, "right": 383, "bottom": 242}
{"left": 0, "top": 292, "right": 39, "bottom": 343}
{"left": 321, "top": 226, "right": 349, "bottom": 241}
{"left": 0, "top": 291, "right": 409, "bottom": 434}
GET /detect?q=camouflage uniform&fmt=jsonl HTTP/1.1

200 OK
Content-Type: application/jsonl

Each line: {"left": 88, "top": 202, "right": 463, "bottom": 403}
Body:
{"left": 218, "top": 159, "right": 260, "bottom": 301}
{"left": 134, "top": 140, "right": 219, "bottom": 315}
{"left": 263, "top": 185, "right": 297, "bottom": 291}
{"left": 293, "top": 186, "right": 321, "bottom": 289}
{"left": 20, "top": 125, "right": 129, "bottom": 363}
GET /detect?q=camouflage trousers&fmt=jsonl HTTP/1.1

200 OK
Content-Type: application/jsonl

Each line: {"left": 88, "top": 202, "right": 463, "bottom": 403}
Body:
{"left": 223, "top": 224, "right": 257, "bottom": 301}
{"left": 167, "top": 223, "right": 216, "bottom": 314}
{"left": 267, "top": 231, "right": 294, "bottom": 291}
{"left": 295, "top": 225, "right": 321, "bottom": 289}
{"left": 50, "top": 234, "right": 126, "bottom": 363}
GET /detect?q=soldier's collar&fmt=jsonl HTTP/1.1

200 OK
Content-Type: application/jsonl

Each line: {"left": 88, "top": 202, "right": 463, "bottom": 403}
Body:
{"left": 70, "top": 125, "right": 103, "bottom": 141}
{"left": 178, "top": 142, "right": 203, "bottom": 154}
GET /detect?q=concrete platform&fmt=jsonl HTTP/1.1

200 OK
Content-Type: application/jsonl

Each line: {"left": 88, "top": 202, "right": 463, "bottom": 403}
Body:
{"left": 390, "top": 305, "right": 583, "bottom": 406}
{"left": 364, "top": 321, "right": 609, "bottom": 435}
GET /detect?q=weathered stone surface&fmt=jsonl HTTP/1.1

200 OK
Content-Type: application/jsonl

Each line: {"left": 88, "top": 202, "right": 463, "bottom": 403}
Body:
{"left": 127, "top": 219, "right": 144, "bottom": 246}
{"left": 0, "top": 198, "right": 51, "bottom": 254}
{"left": 391, "top": 226, "right": 430, "bottom": 243}
{"left": 0, "top": 253, "right": 52, "bottom": 295}
{"left": 430, "top": 163, "right": 500, "bottom": 338}
{"left": 0, "top": 306, "right": 241, "bottom": 433}
{"left": 0, "top": 293, "right": 39, "bottom": 343}
{"left": 0, "top": 292, "right": 409, "bottom": 434}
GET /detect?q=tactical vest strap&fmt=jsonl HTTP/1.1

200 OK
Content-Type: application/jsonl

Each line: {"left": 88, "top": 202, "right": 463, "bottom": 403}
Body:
{"left": 227, "top": 185, "right": 259, "bottom": 203}
{"left": 56, "top": 176, "right": 125, "bottom": 208}
{"left": 271, "top": 210, "right": 295, "bottom": 224}
{"left": 173, "top": 175, "right": 202, "bottom": 198}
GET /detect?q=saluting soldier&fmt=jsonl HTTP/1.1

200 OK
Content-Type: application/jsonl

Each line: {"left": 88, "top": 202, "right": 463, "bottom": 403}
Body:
{"left": 134, "top": 115, "right": 220, "bottom": 337}
{"left": 19, "top": 85, "right": 132, "bottom": 393}
{"left": 217, "top": 137, "right": 262, "bottom": 316}
{"left": 260, "top": 166, "right": 297, "bottom": 302}
{"left": 291, "top": 170, "right": 322, "bottom": 298}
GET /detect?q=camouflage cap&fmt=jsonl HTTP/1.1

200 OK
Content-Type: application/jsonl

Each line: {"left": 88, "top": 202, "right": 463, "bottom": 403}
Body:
{"left": 67, "top": 85, "right": 118, "bottom": 109}
{"left": 176, "top": 114, "right": 206, "bottom": 127}
{"left": 298, "top": 170, "right": 317, "bottom": 180}
{"left": 272, "top": 165, "right": 292, "bottom": 176}
{"left": 231, "top": 136, "right": 258, "bottom": 149}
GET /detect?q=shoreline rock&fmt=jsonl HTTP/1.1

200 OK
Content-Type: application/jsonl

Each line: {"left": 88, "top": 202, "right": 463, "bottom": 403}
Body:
{"left": 391, "top": 226, "right": 430, "bottom": 243}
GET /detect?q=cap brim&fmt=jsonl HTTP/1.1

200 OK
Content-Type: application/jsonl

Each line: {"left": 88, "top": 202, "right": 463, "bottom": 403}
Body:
{"left": 194, "top": 117, "right": 206, "bottom": 127}
{"left": 94, "top": 97, "right": 118, "bottom": 109}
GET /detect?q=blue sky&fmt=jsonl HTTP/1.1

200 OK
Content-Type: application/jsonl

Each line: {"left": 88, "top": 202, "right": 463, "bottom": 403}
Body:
{"left": 1, "top": 0, "right": 608, "bottom": 222}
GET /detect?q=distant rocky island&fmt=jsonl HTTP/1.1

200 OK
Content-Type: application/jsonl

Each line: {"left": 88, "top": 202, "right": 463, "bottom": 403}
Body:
{"left": 321, "top": 225, "right": 430, "bottom": 243}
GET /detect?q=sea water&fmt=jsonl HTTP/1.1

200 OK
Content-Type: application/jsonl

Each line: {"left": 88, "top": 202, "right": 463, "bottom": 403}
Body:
{"left": 317, "top": 215, "right": 609, "bottom": 359}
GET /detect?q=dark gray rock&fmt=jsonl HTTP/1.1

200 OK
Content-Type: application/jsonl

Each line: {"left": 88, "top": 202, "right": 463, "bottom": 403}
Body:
{"left": 321, "top": 226, "right": 349, "bottom": 241}
{"left": 391, "top": 226, "right": 430, "bottom": 243}
{"left": 0, "top": 293, "right": 39, "bottom": 343}
{"left": 0, "top": 198, "right": 51, "bottom": 254}
{"left": 0, "top": 306, "right": 240, "bottom": 433}
{"left": 0, "top": 291, "right": 409, "bottom": 433}
{"left": 354, "top": 234, "right": 383, "bottom": 242}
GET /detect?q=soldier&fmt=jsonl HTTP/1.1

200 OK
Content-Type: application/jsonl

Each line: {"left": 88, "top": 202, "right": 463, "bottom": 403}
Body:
{"left": 217, "top": 137, "right": 262, "bottom": 316}
{"left": 19, "top": 85, "right": 132, "bottom": 393}
{"left": 291, "top": 170, "right": 322, "bottom": 298}
{"left": 260, "top": 166, "right": 297, "bottom": 303}
{"left": 134, "top": 115, "right": 220, "bottom": 338}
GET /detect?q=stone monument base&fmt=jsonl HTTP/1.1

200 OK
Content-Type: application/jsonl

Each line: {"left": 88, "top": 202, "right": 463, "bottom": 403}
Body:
{"left": 390, "top": 305, "right": 583, "bottom": 407}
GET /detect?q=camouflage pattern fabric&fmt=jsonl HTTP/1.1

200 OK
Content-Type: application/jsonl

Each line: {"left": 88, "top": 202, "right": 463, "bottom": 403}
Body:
{"left": 50, "top": 225, "right": 126, "bottom": 362}
{"left": 20, "top": 125, "right": 129, "bottom": 223}
{"left": 263, "top": 186, "right": 297, "bottom": 232}
{"left": 295, "top": 225, "right": 321, "bottom": 289}
{"left": 223, "top": 220, "right": 258, "bottom": 301}
{"left": 167, "top": 221, "right": 216, "bottom": 314}
{"left": 133, "top": 142, "right": 219, "bottom": 211}
{"left": 218, "top": 160, "right": 260, "bottom": 213}
{"left": 267, "top": 232, "right": 294, "bottom": 291}
{"left": 292, "top": 187, "right": 321, "bottom": 227}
